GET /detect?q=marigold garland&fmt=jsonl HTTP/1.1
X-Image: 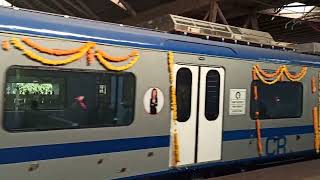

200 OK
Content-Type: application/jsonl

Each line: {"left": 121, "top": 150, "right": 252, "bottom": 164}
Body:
{"left": 318, "top": 72, "right": 320, "bottom": 153}
{"left": 283, "top": 66, "right": 308, "bottom": 81}
{"left": 254, "top": 65, "right": 284, "bottom": 79}
{"left": 168, "top": 52, "right": 178, "bottom": 121}
{"left": 173, "top": 129, "right": 180, "bottom": 163}
{"left": 168, "top": 51, "right": 180, "bottom": 166}
{"left": 10, "top": 37, "right": 140, "bottom": 71}
{"left": 255, "top": 113, "right": 263, "bottom": 156}
{"left": 87, "top": 48, "right": 95, "bottom": 65}
{"left": 252, "top": 81, "right": 263, "bottom": 156}
{"left": 96, "top": 49, "right": 139, "bottom": 62}
{"left": 253, "top": 65, "right": 284, "bottom": 85}
{"left": 11, "top": 38, "right": 95, "bottom": 65}
{"left": 252, "top": 69, "right": 258, "bottom": 80}
{"left": 312, "top": 76, "right": 316, "bottom": 94}
{"left": 2, "top": 40, "right": 9, "bottom": 51}
{"left": 253, "top": 64, "right": 308, "bottom": 156}
{"left": 313, "top": 106, "right": 320, "bottom": 154}
{"left": 96, "top": 52, "right": 139, "bottom": 71}
{"left": 253, "top": 65, "right": 308, "bottom": 84}
{"left": 21, "top": 37, "right": 91, "bottom": 56}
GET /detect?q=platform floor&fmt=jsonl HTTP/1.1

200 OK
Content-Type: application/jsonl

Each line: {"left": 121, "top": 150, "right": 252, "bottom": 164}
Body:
{"left": 209, "top": 159, "right": 320, "bottom": 180}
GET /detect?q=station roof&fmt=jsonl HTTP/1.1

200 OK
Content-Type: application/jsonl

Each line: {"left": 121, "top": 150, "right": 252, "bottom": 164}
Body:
{"left": 3, "top": 0, "right": 320, "bottom": 43}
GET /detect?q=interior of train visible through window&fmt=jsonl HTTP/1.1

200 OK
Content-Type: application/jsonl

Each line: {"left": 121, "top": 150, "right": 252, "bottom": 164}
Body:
{"left": 4, "top": 66, "right": 136, "bottom": 132}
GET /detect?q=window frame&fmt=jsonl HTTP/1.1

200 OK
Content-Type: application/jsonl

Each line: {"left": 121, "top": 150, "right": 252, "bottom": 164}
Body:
{"left": 3, "top": 66, "right": 137, "bottom": 132}
{"left": 176, "top": 67, "right": 193, "bottom": 122}
{"left": 204, "top": 69, "right": 220, "bottom": 121}
{"left": 250, "top": 80, "right": 303, "bottom": 120}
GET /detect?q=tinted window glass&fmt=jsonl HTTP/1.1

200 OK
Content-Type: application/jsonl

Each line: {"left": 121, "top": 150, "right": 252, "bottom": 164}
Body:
{"left": 176, "top": 68, "right": 192, "bottom": 122}
{"left": 4, "top": 67, "right": 135, "bottom": 132}
{"left": 250, "top": 81, "right": 303, "bottom": 119}
{"left": 205, "top": 70, "right": 220, "bottom": 120}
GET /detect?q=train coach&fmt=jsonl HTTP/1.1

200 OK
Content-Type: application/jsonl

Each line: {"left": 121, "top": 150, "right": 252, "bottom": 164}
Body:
{"left": 0, "top": 6, "right": 319, "bottom": 180}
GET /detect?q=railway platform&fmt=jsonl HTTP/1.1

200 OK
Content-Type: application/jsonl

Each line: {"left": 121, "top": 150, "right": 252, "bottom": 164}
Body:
{"left": 209, "top": 159, "right": 320, "bottom": 180}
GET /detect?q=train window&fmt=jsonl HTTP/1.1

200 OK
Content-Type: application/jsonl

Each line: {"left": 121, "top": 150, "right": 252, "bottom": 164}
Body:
{"left": 250, "top": 81, "right": 303, "bottom": 120}
{"left": 176, "top": 68, "right": 192, "bottom": 122}
{"left": 205, "top": 70, "right": 220, "bottom": 120}
{"left": 3, "top": 66, "right": 135, "bottom": 132}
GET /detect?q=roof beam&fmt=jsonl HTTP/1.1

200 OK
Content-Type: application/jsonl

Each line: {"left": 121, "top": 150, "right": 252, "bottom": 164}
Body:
{"left": 61, "top": 0, "right": 92, "bottom": 18}
{"left": 243, "top": 10, "right": 259, "bottom": 30}
{"left": 110, "top": 0, "right": 127, "bottom": 10}
{"left": 120, "top": 0, "right": 212, "bottom": 25}
{"left": 33, "top": 0, "right": 60, "bottom": 14}
{"left": 247, "top": 0, "right": 301, "bottom": 8}
{"left": 19, "top": 0, "right": 34, "bottom": 10}
{"left": 110, "top": 0, "right": 139, "bottom": 16}
{"left": 74, "top": 0, "right": 101, "bottom": 20}
{"left": 119, "top": 0, "right": 137, "bottom": 16}
{"left": 203, "top": 0, "right": 228, "bottom": 24}
{"left": 119, "top": 0, "right": 296, "bottom": 25}
{"left": 49, "top": 0, "right": 76, "bottom": 16}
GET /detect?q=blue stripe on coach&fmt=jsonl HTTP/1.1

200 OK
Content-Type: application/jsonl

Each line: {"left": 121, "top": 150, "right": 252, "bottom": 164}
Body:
{"left": 0, "top": 135, "right": 170, "bottom": 165}
{"left": 223, "top": 125, "right": 314, "bottom": 141}
{"left": 0, "top": 125, "right": 314, "bottom": 165}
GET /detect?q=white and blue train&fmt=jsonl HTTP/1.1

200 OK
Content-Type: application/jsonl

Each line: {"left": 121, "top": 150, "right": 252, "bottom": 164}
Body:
{"left": 0, "top": 6, "right": 319, "bottom": 180}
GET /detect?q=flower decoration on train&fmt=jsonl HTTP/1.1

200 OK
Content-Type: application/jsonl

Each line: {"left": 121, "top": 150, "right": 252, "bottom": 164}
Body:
{"left": 95, "top": 49, "right": 139, "bottom": 71}
{"left": 253, "top": 64, "right": 308, "bottom": 85}
{"left": 1, "top": 40, "right": 9, "bottom": 51}
{"left": 167, "top": 52, "right": 178, "bottom": 122}
{"left": 167, "top": 51, "right": 180, "bottom": 166}
{"left": 252, "top": 64, "right": 308, "bottom": 156}
{"left": 7, "top": 37, "right": 140, "bottom": 71}
{"left": 21, "top": 37, "right": 92, "bottom": 56}
{"left": 313, "top": 106, "right": 320, "bottom": 153}
{"left": 11, "top": 37, "right": 95, "bottom": 65}
{"left": 87, "top": 48, "right": 95, "bottom": 65}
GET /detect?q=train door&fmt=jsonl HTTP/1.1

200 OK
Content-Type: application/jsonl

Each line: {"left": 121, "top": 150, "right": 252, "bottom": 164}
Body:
{"left": 170, "top": 64, "right": 224, "bottom": 166}
{"left": 197, "top": 67, "right": 224, "bottom": 163}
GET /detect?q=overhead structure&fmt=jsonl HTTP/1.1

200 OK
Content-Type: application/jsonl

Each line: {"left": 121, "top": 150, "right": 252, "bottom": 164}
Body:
{"left": 4, "top": 0, "right": 320, "bottom": 43}
{"left": 297, "top": 43, "right": 320, "bottom": 55}
{"left": 110, "top": 0, "right": 137, "bottom": 16}
{"left": 140, "top": 14, "right": 295, "bottom": 49}
{"left": 203, "top": 0, "right": 228, "bottom": 25}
